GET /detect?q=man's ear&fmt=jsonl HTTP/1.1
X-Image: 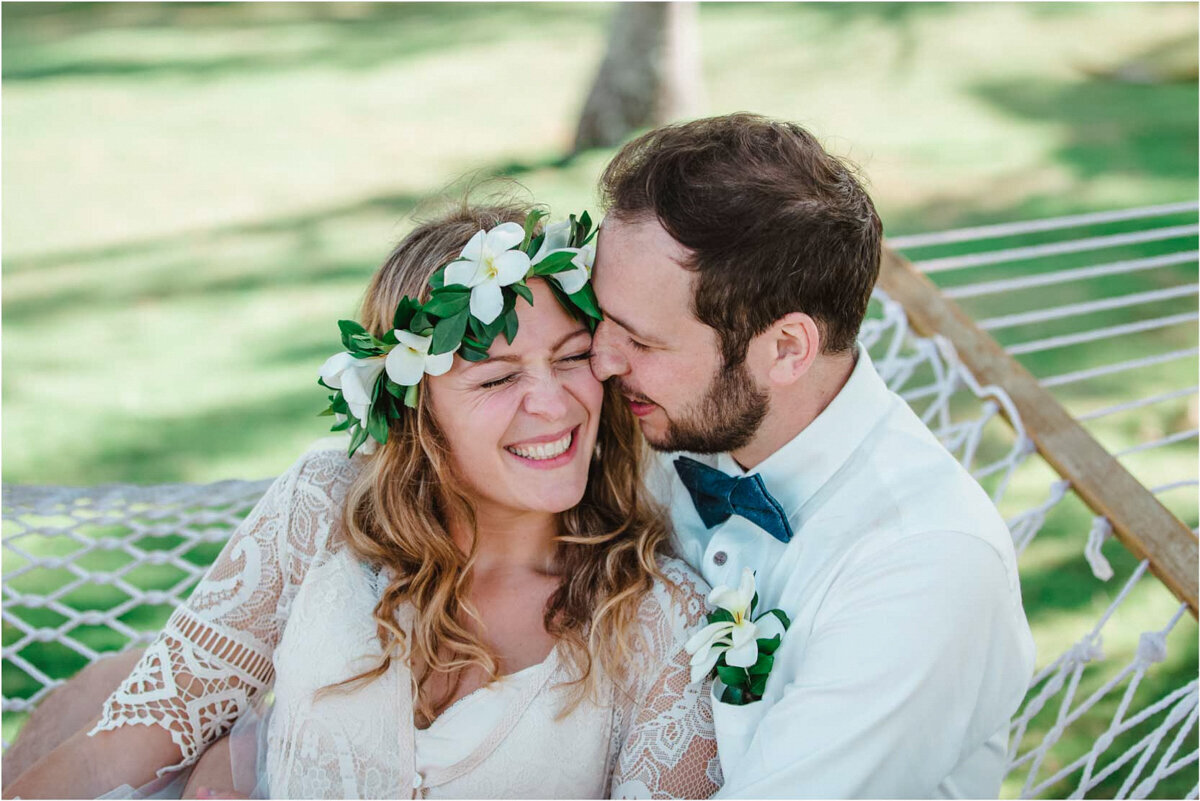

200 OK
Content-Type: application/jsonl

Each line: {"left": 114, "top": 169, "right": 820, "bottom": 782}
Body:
{"left": 762, "top": 313, "right": 821, "bottom": 386}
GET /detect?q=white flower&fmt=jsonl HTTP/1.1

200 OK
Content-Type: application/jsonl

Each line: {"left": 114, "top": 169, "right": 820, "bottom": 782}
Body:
{"left": 319, "top": 352, "right": 385, "bottom": 426}
{"left": 444, "top": 222, "right": 531, "bottom": 324}
{"left": 533, "top": 221, "right": 594, "bottom": 295}
{"left": 684, "top": 567, "right": 786, "bottom": 684}
{"left": 384, "top": 330, "right": 455, "bottom": 387}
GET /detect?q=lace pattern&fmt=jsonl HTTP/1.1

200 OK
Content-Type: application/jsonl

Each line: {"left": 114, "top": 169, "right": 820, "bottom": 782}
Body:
{"left": 89, "top": 445, "right": 722, "bottom": 798}
{"left": 89, "top": 448, "right": 355, "bottom": 776}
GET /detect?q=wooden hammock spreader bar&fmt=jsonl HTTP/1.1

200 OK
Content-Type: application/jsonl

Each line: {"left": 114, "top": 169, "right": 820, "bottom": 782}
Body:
{"left": 878, "top": 246, "right": 1199, "bottom": 618}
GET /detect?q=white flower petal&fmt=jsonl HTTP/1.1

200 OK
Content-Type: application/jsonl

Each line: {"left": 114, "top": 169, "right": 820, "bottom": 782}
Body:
{"left": 470, "top": 282, "right": 504, "bottom": 325}
{"left": 341, "top": 360, "right": 384, "bottom": 406}
{"left": 348, "top": 399, "right": 371, "bottom": 425}
{"left": 691, "top": 649, "right": 722, "bottom": 684}
{"left": 708, "top": 583, "right": 748, "bottom": 615}
{"left": 493, "top": 249, "right": 531, "bottom": 286}
{"left": 754, "top": 611, "right": 787, "bottom": 642}
{"left": 533, "top": 220, "right": 573, "bottom": 263}
{"left": 730, "top": 620, "right": 759, "bottom": 651}
{"left": 444, "top": 256, "right": 481, "bottom": 288}
{"left": 737, "top": 567, "right": 757, "bottom": 609}
{"left": 424, "top": 349, "right": 455, "bottom": 377}
{"left": 459, "top": 230, "right": 486, "bottom": 263}
{"left": 385, "top": 345, "right": 427, "bottom": 386}
{"left": 357, "top": 436, "right": 378, "bottom": 455}
{"left": 725, "top": 636, "right": 759, "bottom": 669}
{"left": 318, "top": 352, "right": 357, "bottom": 387}
{"left": 395, "top": 330, "right": 433, "bottom": 354}
{"left": 685, "top": 621, "right": 734, "bottom": 657}
{"left": 484, "top": 221, "right": 525, "bottom": 253}
{"left": 552, "top": 266, "right": 588, "bottom": 295}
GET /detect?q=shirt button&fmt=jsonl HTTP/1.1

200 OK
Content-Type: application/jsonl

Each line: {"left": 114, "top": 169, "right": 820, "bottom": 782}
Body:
{"left": 712, "top": 551, "right": 727, "bottom": 566}
{"left": 413, "top": 773, "right": 424, "bottom": 789}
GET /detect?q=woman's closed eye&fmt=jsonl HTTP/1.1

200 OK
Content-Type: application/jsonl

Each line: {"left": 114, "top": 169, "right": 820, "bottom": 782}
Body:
{"left": 479, "top": 373, "right": 518, "bottom": 389}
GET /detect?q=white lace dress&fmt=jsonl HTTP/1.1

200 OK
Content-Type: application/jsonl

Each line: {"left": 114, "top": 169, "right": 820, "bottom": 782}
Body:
{"left": 90, "top": 444, "right": 723, "bottom": 799}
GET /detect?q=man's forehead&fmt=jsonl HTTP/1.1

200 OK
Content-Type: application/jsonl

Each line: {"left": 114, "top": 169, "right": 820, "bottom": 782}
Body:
{"left": 595, "top": 220, "right": 700, "bottom": 343}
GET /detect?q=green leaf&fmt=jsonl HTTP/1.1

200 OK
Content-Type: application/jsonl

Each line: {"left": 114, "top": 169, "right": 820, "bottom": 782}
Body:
{"left": 429, "top": 268, "right": 449, "bottom": 290}
{"left": 382, "top": 329, "right": 398, "bottom": 346}
{"left": 721, "top": 684, "right": 746, "bottom": 705}
{"left": 569, "top": 285, "right": 604, "bottom": 321}
{"left": 423, "top": 286, "right": 471, "bottom": 318}
{"left": 530, "top": 251, "right": 577, "bottom": 275}
{"left": 716, "top": 664, "right": 749, "bottom": 688}
{"left": 757, "top": 608, "right": 792, "bottom": 631}
{"left": 521, "top": 208, "right": 548, "bottom": 251}
{"left": 331, "top": 417, "right": 352, "bottom": 432}
{"left": 749, "top": 652, "right": 774, "bottom": 676}
{"left": 366, "top": 401, "right": 389, "bottom": 446}
{"left": 432, "top": 310, "right": 469, "bottom": 355}
{"left": 403, "top": 383, "right": 419, "bottom": 408}
{"left": 708, "top": 608, "right": 735, "bottom": 625}
{"left": 348, "top": 425, "right": 369, "bottom": 455}
{"left": 503, "top": 307, "right": 520, "bottom": 345}
{"left": 527, "top": 232, "right": 545, "bottom": 257}
{"left": 757, "top": 634, "right": 782, "bottom": 655}
{"left": 385, "top": 379, "right": 406, "bottom": 399}
{"left": 338, "top": 319, "right": 368, "bottom": 350}
{"left": 393, "top": 296, "right": 423, "bottom": 331}
{"left": 410, "top": 310, "right": 435, "bottom": 337}
{"left": 318, "top": 405, "right": 334, "bottom": 417}
{"left": 749, "top": 672, "right": 768, "bottom": 697}
{"left": 512, "top": 281, "right": 534, "bottom": 306}
{"left": 750, "top": 592, "right": 759, "bottom": 618}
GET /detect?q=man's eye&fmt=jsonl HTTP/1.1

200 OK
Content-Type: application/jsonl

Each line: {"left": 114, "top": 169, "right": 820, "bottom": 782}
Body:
{"left": 480, "top": 374, "right": 517, "bottom": 389}
{"left": 562, "top": 351, "right": 593, "bottom": 363}
{"left": 628, "top": 337, "right": 650, "bottom": 353}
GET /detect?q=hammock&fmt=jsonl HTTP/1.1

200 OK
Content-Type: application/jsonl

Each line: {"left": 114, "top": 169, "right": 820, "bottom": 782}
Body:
{"left": 3, "top": 203, "right": 1197, "bottom": 798}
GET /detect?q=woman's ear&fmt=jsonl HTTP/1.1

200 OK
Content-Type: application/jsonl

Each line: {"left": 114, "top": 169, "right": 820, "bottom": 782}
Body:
{"left": 763, "top": 313, "right": 820, "bottom": 387}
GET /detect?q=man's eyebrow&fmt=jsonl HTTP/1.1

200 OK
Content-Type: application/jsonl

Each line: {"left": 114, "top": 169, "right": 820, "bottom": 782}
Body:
{"left": 602, "top": 310, "right": 661, "bottom": 344}
{"left": 465, "top": 327, "right": 590, "bottom": 367}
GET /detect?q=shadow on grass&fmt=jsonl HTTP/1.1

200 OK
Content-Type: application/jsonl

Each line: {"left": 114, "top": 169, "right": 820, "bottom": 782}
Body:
{"left": 971, "top": 77, "right": 1198, "bottom": 183}
{"left": 2, "top": 2, "right": 609, "bottom": 83}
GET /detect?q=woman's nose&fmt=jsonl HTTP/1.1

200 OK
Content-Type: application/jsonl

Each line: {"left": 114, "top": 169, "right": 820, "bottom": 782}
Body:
{"left": 589, "top": 322, "right": 628, "bottom": 381}
{"left": 522, "top": 375, "right": 572, "bottom": 420}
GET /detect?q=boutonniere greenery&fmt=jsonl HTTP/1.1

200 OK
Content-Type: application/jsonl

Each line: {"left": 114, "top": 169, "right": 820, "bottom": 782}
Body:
{"left": 684, "top": 567, "right": 790, "bottom": 705}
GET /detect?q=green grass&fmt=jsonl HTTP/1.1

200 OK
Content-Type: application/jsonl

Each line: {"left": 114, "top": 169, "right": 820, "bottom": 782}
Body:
{"left": 3, "top": 2, "right": 1197, "bottom": 797}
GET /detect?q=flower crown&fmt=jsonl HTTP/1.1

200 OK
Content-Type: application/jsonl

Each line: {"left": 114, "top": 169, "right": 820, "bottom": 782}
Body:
{"left": 318, "top": 210, "right": 601, "bottom": 457}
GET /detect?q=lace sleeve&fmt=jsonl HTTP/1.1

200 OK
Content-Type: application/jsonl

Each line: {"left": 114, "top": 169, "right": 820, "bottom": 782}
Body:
{"left": 88, "top": 446, "right": 358, "bottom": 777}
{"left": 610, "top": 560, "right": 723, "bottom": 800}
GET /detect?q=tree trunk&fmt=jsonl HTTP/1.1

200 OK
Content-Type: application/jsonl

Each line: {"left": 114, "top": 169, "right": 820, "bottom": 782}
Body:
{"left": 572, "top": 2, "right": 703, "bottom": 153}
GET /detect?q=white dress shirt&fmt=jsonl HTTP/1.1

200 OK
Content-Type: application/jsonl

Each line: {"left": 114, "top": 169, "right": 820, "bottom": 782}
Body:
{"left": 651, "top": 345, "right": 1036, "bottom": 799}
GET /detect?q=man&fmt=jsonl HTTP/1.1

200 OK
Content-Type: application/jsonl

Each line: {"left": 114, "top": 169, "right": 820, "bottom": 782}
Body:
{"left": 589, "top": 113, "right": 1035, "bottom": 798}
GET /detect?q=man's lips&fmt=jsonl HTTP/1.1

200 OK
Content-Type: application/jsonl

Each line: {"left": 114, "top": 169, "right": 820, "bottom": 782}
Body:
{"left": 626, "top": 397, "right": 657, "bottom": 417}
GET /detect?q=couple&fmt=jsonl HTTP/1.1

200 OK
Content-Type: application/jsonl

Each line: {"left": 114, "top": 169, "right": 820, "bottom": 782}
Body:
{"left": 6, "top": 114, "right": 1035, "bottom": 800}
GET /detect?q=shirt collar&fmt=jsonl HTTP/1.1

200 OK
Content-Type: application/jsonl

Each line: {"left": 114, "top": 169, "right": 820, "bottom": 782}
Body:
{"left": 714, "top": 342, "right": 894, "bottom": 519}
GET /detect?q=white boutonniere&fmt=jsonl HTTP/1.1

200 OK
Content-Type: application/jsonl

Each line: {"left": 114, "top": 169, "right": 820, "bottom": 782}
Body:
{"left": 684, "top": 567, "right": 790, "bottom": 705}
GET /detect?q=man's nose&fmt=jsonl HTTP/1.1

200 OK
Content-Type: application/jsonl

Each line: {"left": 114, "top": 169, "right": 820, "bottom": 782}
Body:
{"left": 590, "top": 322, "right": 628, "bottom": 381}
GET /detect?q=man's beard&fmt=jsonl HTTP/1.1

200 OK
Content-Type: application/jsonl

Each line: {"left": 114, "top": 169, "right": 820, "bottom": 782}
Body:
{"left": 626, "top": 358, "right": 769, "bottom": 454}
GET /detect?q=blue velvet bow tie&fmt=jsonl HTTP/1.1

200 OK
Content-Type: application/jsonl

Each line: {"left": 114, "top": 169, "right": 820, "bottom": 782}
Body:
{"left": 672, "top": 456, "right": 794, "bottom": 544}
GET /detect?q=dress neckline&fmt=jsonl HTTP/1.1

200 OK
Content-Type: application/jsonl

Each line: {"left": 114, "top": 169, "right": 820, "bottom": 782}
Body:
{"left": 416, "top": 646, "right": 559, "bottom": 732}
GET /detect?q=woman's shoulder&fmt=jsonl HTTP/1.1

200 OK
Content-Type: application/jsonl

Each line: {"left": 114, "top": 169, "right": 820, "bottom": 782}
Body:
{"left": 269, "top": 437, "right": 368, "bottom": 553}
{"left": 637, "top": 554, "right": 712, "bottom": 647}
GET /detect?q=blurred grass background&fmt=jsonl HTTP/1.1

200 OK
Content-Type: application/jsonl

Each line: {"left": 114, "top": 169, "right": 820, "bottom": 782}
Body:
{"left": 2, "top": 2, "right": 1197, "bottom": 797}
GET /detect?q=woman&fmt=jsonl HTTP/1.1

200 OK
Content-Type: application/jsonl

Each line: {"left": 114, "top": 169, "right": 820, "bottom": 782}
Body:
{"left": 6, "top": 202, "right": 720, "bottom": 799}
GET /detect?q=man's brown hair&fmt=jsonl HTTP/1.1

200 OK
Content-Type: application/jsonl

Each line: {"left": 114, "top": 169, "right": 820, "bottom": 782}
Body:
{"left": 599, "top": 113, "right": 882, "bottom": 364}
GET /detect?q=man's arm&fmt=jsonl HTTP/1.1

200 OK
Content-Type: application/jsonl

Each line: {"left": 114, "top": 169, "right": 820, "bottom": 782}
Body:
{"left": 715, "top": 531, "right": 1035, "bottom": 799}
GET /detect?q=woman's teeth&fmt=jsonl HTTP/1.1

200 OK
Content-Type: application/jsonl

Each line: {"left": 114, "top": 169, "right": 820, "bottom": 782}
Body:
{"left": 506, "top": 431, "right": 573, "bottom": 461}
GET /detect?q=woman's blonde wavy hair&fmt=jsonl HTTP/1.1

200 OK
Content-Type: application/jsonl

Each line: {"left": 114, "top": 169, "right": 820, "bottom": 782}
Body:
{"left": 332, "top": 199, "right": 672, "bottom": 726}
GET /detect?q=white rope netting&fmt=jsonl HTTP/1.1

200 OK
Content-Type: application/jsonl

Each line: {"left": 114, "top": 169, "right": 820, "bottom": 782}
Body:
{"left": 2, "top": 203, "right": 1196, "bottom": 798}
